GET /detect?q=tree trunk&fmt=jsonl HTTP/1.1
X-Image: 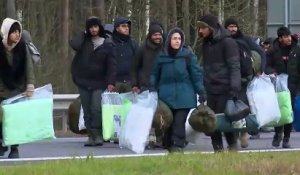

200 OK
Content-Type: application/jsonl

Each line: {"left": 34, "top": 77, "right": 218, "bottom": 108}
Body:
{"left": 182, "top": 0, "right": 190, "bottom": 44}
{"left": 161, "top": 0, "right": 168, "bottom": 31}
{"left": 218, "top": 0, "right": 224, "bottom": 24}
{"left": 253, "top": 0, "right": 259, "bottom": 36}
{"left": 92, "top": 0, "right": 105, "bottom": 21}
{"left": 62, "top": 0, "right": 70, "bottom": 91}
{"left": 5, "top": 0, "right": 16, "bottom": 19}
{"left": 168, "top": 0, "right": 177, "bottom": 28}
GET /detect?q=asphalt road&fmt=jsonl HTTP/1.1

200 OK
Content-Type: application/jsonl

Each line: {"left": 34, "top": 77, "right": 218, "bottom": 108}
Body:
{"left": 1, "top": 132, "right": 300, "bottom": 162}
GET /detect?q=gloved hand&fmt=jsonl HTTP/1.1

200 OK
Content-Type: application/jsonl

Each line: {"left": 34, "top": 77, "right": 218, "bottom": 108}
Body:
{"left": 132, "top": 86, "right": 140, "bottom": 93}
{"left": 229, "top": 91, "right": 238, "bottom": 101}
{"left": 107, "top": 84, "right": 115, "bottom": 92}
{"left": 198, "top": 94, "right": 207, "bottom": 103}
{"left": 24, "top": 84, "right": 34, "bottom": 97}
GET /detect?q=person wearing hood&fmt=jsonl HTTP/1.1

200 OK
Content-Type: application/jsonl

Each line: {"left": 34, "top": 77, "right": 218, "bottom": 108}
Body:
{"left": 265, "top": 27, "right": 300, "bottom": 148}
{"left": 224, "top": 18, "right": 266, "bottom": 148}
{"left": 150, "top": 27, "right": 206, "bottom": 153}
{"left": 70, "top": 16, "right": 116, "bottom": 147}
{"left": 110, "top": 16, "right": 138, "bottom": 93}
{"left": 0, "top": 18, "right": 35, "bottom": 158}
{"left": 197, "top": 15, "right": 241, "bottom": 152}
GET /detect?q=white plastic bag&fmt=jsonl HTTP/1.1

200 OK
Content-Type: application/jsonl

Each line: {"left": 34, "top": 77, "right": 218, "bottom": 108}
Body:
{"left": 119, "top": 91, "right": 158, "bottom": 154}
{"left": 78, "top": 105, "right": 86, "bottom": 131}
{"left": 185, "top": 108, "right": 202, "bottom": 145}
{"left": 247, "top": 74, "right": 281, "bottom": 127}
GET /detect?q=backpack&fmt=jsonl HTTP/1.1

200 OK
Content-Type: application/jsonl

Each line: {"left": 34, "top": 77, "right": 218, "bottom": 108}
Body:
{"left": 235, "top": 39, "right": 254, "bottom": 78}
{"left": 22, "top": 30, "right": 41, "bottom": 64}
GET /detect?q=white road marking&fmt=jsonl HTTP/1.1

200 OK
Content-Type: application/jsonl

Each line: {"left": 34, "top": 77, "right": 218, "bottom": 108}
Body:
{"left": 1, "top": 148, "right": 300, "bottom": 162}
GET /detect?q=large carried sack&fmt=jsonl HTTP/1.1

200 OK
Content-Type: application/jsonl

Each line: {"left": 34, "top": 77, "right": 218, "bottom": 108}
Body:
{"left": 188, "top": 104, "right": 216, "bottom": 134}
{"left": 102, "top": 92, "right": 132, "bottom": 141}
{"left": 224, "top": 99, "right": 250, "bottom": 121}
{"left": 68, "top": 97, "right": 87, "bottom": 134}
{"left": 267, "top": 74, "right": 293, "bottom": 127}
{"left": 185, "top": 108, "right": 202, "bottom": 145}
{"left": 216, "top": 113, "right": 259, "bottom": 132}
{"left": 152, "top": 100, "right": 173, "bottom": 131}
{"left": 247, "top": 74, "right": 281, "bottom": 127}
{"left": 1, "top": 84, "right": 55, "bottom": 146}
{"left": 293, "top": 96, "right": 300, "bottom": 132}
{"left": 119, "top": 91, "right": 158, "bottom": 154}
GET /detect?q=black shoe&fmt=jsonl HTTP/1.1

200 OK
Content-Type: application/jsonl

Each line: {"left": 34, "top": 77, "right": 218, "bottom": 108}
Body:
{"left": 272, "top": 134, "right": 283, "bottom": 147}
{"left": 0, "top": 145, "right": 8, "bottom": 156}
{"left": 213, "top": 144, "right": 224, "bottom": 153}
{"left": 8, "top": 148, "right": 19, "bottom": 159}
{"left": 282, "top": 137, "right": 291, "bottom": 148}
{"left": 84, "top": 136, "right": 96, "bottom": 147}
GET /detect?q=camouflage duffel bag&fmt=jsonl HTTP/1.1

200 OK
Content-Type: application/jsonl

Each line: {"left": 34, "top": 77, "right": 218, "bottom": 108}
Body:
{"left": 68, "top": 97, "right": 87, "bottom": 134}
{"left": 188, "top": 104, "right": 216, "bottom": 134}
{"left": 152, "top": 100, "right": 173, "bottom": 131}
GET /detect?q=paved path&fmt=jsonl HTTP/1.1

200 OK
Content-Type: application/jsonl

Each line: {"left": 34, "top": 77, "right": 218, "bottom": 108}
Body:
{"left": 1, "top": 132, "right": 300, "bottom": 163}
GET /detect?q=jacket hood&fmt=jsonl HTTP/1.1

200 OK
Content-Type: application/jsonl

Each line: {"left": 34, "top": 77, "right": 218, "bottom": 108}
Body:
{"left": 165, "top": 27, "right": 185, "bottom": 50}
{"left": 1, "top": 18, "right": 22, "bottom": 50}
{"left": 85, "top": 16, "right": 105, "bottom": 38}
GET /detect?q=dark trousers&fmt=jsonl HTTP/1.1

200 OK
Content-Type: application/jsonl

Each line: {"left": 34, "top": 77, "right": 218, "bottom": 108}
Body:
{"left": 163, "top": 108, "right": 190, "bottom": 148}
{"left": 78, "top": 88, "right": 102, "bottom": 133}
{"left": 207, "top": 94, "right": 237, "bottom": 149}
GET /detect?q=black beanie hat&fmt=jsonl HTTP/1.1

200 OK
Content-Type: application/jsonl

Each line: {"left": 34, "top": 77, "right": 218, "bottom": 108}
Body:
{"left": 9, "top": 22, "right": 21, "bottom": 35}
{"left": 148, "top": 22, "right": 164, "bottom": 36}
{"left": 85, "top": 16, "right": 104, "bottom": 37}
{"left": 224, "top": 18, "right": 239, "bottom": 28}
{"left": 277, "top": 26, "right": 291, "bottom": 37}
{"left": 197, "top": 15, "right": 219, "bottom": 32}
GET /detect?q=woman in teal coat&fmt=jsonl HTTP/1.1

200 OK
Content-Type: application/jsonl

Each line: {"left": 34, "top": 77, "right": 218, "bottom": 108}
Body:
{"left": 150, "top": 27, "right": 206, "bottom": 152}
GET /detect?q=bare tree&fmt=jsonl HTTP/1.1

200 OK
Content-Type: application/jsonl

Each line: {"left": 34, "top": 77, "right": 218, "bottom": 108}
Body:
{"left": 168, "top": 0, "right": 177, "bottom": 28}
{"left": 5, "top": 0, "right": 16, "bottom": 19}
{"left": 93, "top": 0, "right": 105, "bottom": 21}
{"left": 253, "top": 0, "right": 259, "bottom": 36}
{"left": 182, "top": 0, "right": 190, "bottom": 44}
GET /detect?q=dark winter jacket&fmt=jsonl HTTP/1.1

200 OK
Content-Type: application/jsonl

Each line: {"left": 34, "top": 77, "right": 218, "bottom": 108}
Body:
{"left": 232, "top": 30, "right": 266, "bottom": 73}
{"left": 0, "top": 18, "right": 35, "bottom": 98}
{"left": 131, "top": 38, "right": 163, "bottom": 89}
{"left": 110, "top": 31, "right": 138, "bottom": 82}
{"left": 70, "top": 18, "right": 116, "bottom": 90}
{"left": 150, "top": 28, "right": 206, "bottom": 109}
{"left": 265, "top": 36, "right": 300, "bottom": 96}
{"left": 201, "top": 25, "right": 241, "bottom": 95}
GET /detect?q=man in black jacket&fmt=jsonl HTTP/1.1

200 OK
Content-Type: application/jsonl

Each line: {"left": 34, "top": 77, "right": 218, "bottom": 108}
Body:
{"left": 131, "top": 21, "right": 164, "bottom": 93}
{"left": 224, "top": 18, "right": 267, "bottom": 148}
{"left": 197, "top": 15, "right": 241, "bottom": 152}
{"left": 111, "top": 16, "right": 138, "bottom": 93}
{"left": 70, "top": 16, "right": 116, "bottom": 147}
{"left": 265, "top": 26, "right": 300, "bottom": 148}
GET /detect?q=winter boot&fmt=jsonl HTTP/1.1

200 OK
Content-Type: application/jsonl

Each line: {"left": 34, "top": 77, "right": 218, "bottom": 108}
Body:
{"left": 84, "top": 130, "right": 96, "bottom": 147}
{"left": 91, "top": 129, "right": 103, "bottom": 146}
{"left": 272, "top": 133, "right": 283, "bottom": 147}
{"left": 0, "top": 144, "right": 8, "bottom": 156}
{"left": 8, "top": 147, "right": 19, "bottom": 159}
{"left": 212, "top": 144, "right": 224, "bottom": 153}
{"left": 282, "top": 137, "right": 291, "bottom": 148}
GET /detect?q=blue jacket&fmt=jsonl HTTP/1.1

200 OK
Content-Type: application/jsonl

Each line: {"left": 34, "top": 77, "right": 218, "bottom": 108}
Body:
{"left": 150, "top": 28, "right": 206, "bottom": 109}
